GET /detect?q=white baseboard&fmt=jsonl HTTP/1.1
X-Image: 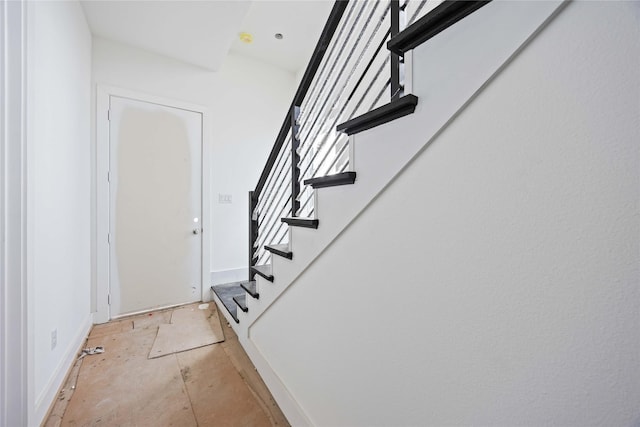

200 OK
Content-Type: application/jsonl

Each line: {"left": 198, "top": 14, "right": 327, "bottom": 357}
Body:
{"left": 239, "top": 334, "right": 312, "bottom": 427}
{"left": 210, "top": 268, "right": 247, "bottom": 287}
{"left": 208, "top": 281, "right": 309, "bottom": 425}
{"left": 33, "top": 313, "right": 92, "bottom": 426}
{"left": 204, "top": 268, "right": 247, "bottom": 303}
{"left": 209, "top": 269, "right": 309, "bottom": 424}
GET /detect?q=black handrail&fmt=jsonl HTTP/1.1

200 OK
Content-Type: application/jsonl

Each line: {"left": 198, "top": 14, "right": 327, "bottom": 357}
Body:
{"left": 253, "top": 0, "right": 349, "bottom": 198}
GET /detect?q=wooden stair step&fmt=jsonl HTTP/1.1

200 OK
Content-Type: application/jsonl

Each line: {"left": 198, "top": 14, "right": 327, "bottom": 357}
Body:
{"left": 304, "top": 172, "right": 356, "bottom": 189}
{"left": 265, "top": 243, "right": 293, "bottom": 260}
{"left": 233, "top": 294, "right": 248, "bottom": 313}
{"left": 251, "top": 264, "right": 274, "bottom": 282}
{"left": 336, "top": 95, "right": 418, "bottom": 135}
{"left": 282, "top": 217, "right": 319, "bottom": 229}
{"left": 387, "top": 1, "right": 491, "bottom": 55}
{"left": 240, "top": 281, "right": 259, "bottom": 299}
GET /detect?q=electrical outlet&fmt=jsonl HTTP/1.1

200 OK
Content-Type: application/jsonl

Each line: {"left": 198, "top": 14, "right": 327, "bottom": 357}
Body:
{"left": 51, "top": 329, "right": 57, "bottom": 350}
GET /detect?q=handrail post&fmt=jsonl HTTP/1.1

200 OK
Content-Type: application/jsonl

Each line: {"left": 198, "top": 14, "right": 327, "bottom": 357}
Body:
{"left": 390, "top": 0, "right": 401, "bottom": 101}
{"left": 291, "top": 105, "right": 301, "bottom": 217}
{"left": 248, "top": 190, "right": 258, "bottom": 280}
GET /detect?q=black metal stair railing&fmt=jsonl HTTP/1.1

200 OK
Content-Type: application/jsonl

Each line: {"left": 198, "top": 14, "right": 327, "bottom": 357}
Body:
{"left": 248, "top": 0, "right": 436, "bottom": 279}
{"left": 296, "top": 0, "right": 393, "bottom": 218}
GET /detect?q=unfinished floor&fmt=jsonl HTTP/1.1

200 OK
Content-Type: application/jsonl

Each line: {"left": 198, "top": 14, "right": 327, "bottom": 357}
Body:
{"left": 45, "top": 302, "right": 289, "bottom": 427}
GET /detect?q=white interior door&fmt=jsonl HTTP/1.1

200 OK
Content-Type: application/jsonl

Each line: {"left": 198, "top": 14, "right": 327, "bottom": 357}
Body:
{"left": 109, "top": 95, "right": 203, "bottom": 316}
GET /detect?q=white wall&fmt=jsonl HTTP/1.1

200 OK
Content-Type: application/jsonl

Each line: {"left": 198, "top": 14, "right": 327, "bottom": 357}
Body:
{"left": 211, "top": 53, "right": 296, "bottom": 279}
{"left": 27, "top": 1, "right": 93, "bottom": 424}
{"left": 250, "top": 1, "right": 640, "bottom": 425}
{"left": 91, "top": 38, "right": 296, "bottom": 303}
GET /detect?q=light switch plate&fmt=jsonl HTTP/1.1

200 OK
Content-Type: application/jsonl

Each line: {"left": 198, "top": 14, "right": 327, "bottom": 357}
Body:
{"left": 218, "top": 194, "right": 232, "bottom": 204}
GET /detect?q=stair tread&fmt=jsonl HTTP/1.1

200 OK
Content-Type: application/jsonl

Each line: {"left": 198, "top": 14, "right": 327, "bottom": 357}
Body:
{"left": 251, "top": 264, "right": 274, "bottom": 282}
{"left": 387, "top": 1, "right": 491, "bottom": 55}
{"left": 336, "top": 94, "right": 418, "bottom": 135}
{"left": 282, "top": 217, "right": 319, "bottom": 229}
{"left": 265, "top": 243, "right": 293, "bottom": 259}
{"left": 210, "top": 282, "right": 244, "bottom": 323}
{"left": 265, "top": 243, "right": 290, "bottom": 251}
{"left": 304, "top": 172, "right": 356, "bottom": 189}
{"left": 233, "top": 294, "right": 248, "bottom": 312}
{"left": 240, "top": 281, "right": 259, "bottom": 299}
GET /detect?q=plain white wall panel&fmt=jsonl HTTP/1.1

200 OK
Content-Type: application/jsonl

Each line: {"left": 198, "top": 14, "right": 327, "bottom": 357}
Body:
{"left": 27, "top": 1, "right": 93, "bottom": 424}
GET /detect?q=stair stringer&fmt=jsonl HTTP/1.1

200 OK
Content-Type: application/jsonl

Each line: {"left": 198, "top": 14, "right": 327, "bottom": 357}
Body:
{"left": 239, "top": 0, "right": 567, "bottom": 332}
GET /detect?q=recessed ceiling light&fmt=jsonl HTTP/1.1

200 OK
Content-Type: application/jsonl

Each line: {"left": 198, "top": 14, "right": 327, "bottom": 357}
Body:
{"left": 239, "top": 32, "right": 253, "bottom": 44}
{"left": 274, "top": 33, "right": 283, "bottom": 40}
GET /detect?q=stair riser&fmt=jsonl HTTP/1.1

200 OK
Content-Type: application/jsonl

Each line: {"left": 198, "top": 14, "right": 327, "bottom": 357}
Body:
{"left": 237, "top": 306, "right": 249, "bottom": 322}
{"left": 255, "top": 275, "right": 277, "bottom": 305}
{"left": 240, "top": 282, "right": 259, "bottom": 300}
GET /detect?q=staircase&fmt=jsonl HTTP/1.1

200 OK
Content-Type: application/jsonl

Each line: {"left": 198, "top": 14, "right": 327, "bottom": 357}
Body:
{"left": 210, "top": 0, "right": 572, "bottom": 424}
{"left": 212, "top": 0, "right": 488, "bottom": 329}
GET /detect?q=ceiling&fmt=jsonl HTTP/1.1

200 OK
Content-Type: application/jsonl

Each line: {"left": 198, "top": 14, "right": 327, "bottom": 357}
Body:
{"left": 229, "top": 1, "right": 334, "bottom": 73}
{"left": 81, "top": 0, "right": 334, "bottom": 74}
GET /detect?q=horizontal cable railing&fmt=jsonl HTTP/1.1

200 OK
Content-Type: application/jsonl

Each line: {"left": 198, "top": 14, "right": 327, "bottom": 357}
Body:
{"left": 248, "top": 0, "right": 425, "bottom": 278}
{"left": 405, "top": 0, "right": 444, "bottom": 25}
{"left": 296, "top": 0, "right": 394, "bottom": 217}
{"left": 253, "top": 131, "right": 292, "bottom": 265}
{"left": 248, "top": 1, "right": 351, "bottom": 277}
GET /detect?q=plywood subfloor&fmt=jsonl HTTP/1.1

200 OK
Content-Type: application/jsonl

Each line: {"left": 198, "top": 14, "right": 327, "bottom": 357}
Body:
{"left": 44, "top": 302, "right": 289, "bottom": 427}
{"left": 149, "top": 304, "right": 225, "bottom": 358}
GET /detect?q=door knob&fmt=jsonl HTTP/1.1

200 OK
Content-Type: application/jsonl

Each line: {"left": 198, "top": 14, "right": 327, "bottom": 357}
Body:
{"left": 192, "top": 228, "right": 200, "bottom": 235}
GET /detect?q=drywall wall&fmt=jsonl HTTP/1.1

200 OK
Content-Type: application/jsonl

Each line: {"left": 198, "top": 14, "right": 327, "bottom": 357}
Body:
{"left": 250, "top": 1, "right": 640, "bottom": 425}
{"left": 91, "top": 39, "right": 296, "bottom": 313}
{"left": 211, "top": 53, "right": 296, "bottom": 277}
{"left": 27, "top": 1, "right": 93, "bottom": 424}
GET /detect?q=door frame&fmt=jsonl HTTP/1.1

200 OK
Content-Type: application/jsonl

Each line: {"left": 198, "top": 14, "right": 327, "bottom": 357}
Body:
{"left": 1, "top": 0, "right": 29, "bottom": 424}
{"left": 95, "top": 85, "right": 211, "bottom": 323}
